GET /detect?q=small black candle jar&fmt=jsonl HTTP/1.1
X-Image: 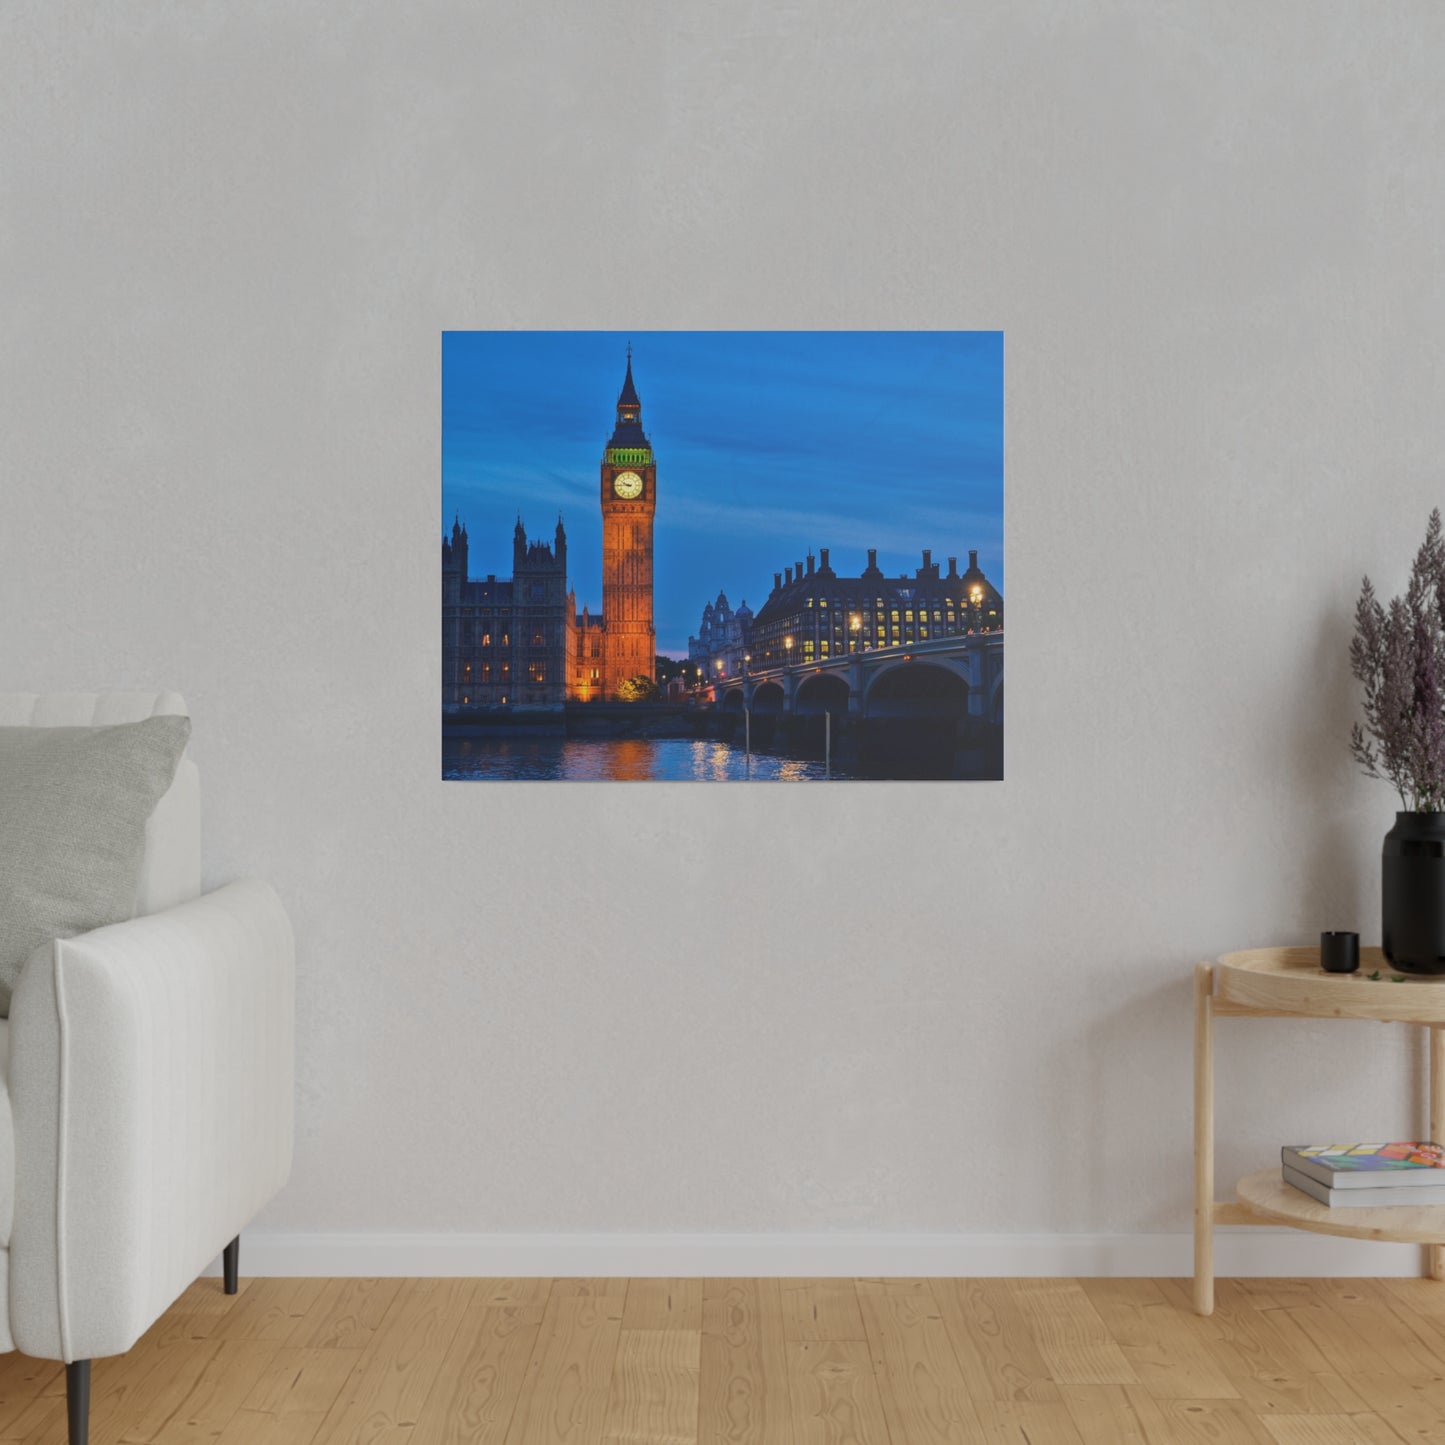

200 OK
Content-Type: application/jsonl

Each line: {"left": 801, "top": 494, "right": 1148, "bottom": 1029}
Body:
{"left": 1320, "top": 931, "right": 1360, "bottom": 974}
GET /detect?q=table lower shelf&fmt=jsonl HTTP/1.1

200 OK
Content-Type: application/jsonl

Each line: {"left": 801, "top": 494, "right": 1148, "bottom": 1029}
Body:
{"left": 1235, "top": 1168, "right": 1445, "bottom": 1244}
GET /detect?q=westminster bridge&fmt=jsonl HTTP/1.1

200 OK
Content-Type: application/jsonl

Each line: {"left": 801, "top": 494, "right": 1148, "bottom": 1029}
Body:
{"left": 705, "top": 631, "right": 1004, "bottom": 727}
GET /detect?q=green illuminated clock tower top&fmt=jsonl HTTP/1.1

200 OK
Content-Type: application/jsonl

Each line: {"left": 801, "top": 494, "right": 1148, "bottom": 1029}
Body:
{"left": 602, "top": 346, "right": 653, "bottom": 470}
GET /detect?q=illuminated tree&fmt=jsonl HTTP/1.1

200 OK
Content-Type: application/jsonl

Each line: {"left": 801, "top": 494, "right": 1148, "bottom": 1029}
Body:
{"left": 617, "top": 675, "right": 660, "bottom": 703}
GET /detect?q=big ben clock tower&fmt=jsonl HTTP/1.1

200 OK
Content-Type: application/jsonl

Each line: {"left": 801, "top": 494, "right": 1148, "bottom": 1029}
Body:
{"left": 600, "top": 346, "right": 656, "bottom": 696}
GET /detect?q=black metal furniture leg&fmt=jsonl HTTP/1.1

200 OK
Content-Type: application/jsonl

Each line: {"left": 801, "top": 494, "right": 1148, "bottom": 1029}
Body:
{"left": 223, "top": 1235, "right": 240, "bottom": 1295}
{"left": 66, "top": 1360, "right": 90, "bottom": 1445}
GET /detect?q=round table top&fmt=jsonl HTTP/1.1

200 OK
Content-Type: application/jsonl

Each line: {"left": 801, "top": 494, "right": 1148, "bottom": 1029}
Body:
{"left": 1216, "top": 946, "right": 1445, "bottom": 1023}
{"left": 1236, "top": 1167, "right": 1445, "bottom": 1243}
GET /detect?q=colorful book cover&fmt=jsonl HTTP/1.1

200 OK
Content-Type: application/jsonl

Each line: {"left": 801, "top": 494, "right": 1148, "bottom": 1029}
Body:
{"left": 1286, "top": 1143, "right": 1445, "bottom": 1172}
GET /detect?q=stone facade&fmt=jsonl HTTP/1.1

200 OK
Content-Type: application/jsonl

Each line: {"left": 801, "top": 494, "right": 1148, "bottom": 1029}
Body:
{"left": 745, "top": 546, "right": 1001, "bottom": 666}
{"left": 687, "top": 592, "right": 754, "bottom": 685}
{"left": 442, "top": 516, "right": 575, "bottom": 711}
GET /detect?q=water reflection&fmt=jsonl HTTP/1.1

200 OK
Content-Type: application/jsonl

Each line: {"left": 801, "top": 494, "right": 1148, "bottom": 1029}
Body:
{"left": 443, "top": 736, "right": 854, "bottom": 782}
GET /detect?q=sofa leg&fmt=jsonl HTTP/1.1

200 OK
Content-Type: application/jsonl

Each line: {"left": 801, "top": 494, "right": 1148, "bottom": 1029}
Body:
{"left": 223, "top": 1235, "right": 240, "bottom": 1295}
{"left": 66, "top": 1360, "right": 90, "bottom": 1445}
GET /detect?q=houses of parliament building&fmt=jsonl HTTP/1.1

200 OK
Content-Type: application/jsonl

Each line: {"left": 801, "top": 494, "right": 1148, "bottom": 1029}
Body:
{"left": 442, "top": 352, "right": 657, "bottom": 710}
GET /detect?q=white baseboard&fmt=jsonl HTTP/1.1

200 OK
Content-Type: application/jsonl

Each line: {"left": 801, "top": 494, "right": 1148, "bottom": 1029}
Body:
{"left": 204, "top": 1229, "right": 1430, "bottom": 1278}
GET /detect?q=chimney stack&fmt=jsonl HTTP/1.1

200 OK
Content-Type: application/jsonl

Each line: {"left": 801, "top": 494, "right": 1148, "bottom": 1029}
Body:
{"left": 867, "top": 548, "right": 878, "bottom": 571}
{"left": 785, "top": 565, "right": 793, "bottom": 585}
{"left": 947, "top": 556, "right": 958, "bottom": 579}
{"left": 774, "top": 571, "right": 782, "bottom": 591}
{"left": 806, "top": 553, "right": 815, "bottom": 575}
{"left": 820, "top": 547, "right": 830, "bottom": 572}
{"left": 969, "top": 549, "right": 979, "bottom": 571}
{"left": 796, "top": 559, "right": 804, "bottom": 580}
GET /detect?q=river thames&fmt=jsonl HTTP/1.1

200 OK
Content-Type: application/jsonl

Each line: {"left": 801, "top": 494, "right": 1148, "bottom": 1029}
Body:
{"left": 443, "top": 735, "right": 857, "bottom": 782}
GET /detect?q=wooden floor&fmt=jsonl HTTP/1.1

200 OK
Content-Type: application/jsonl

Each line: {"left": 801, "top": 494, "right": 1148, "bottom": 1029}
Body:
{"left": 6, "top": 1277, "right": 1445, "bottom": 1443}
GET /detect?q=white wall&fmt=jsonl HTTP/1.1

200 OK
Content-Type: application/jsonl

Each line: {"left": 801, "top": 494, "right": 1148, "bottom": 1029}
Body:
{"left": 3, "top": 0, "right": 1444, "bottom": 1273}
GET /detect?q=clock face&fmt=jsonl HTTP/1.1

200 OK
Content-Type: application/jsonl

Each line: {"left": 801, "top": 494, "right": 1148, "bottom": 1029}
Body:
{"left": 613, "top": 471, "right": 644, "bottom": 500}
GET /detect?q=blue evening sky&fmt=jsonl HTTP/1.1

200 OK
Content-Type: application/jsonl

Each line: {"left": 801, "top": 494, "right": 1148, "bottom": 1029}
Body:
{"left": 442, "top": 331, "right": 1003, "bottom": 656}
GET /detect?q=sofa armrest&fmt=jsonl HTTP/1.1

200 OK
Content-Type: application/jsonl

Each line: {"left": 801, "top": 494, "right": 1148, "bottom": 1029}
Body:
{"left": 7, "top": 879, "right": 294, "bottom": 1361}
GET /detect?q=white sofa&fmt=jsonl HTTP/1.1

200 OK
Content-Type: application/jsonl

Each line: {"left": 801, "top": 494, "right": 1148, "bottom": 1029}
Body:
{"left": 0, "top": 692, "right": 294, "bottom": 1445}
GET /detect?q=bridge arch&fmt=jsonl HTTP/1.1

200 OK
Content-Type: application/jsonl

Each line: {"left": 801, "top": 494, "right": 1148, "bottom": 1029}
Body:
{"left": 794, "top": 673, "right": 850, "bottom": 715}
{"left": 751, "top": 680, "right": 785, "bottom": 712}
{"left": 864, "top": 661, "right": 970, "bottom": 718}
{"left": 721, "top": 687, "right": 746, "bottom": 711}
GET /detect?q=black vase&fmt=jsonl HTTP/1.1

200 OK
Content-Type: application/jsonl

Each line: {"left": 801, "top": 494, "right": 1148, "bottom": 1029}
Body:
{"left": 1383, "top": 812, "right": 1445, "bottom": 974}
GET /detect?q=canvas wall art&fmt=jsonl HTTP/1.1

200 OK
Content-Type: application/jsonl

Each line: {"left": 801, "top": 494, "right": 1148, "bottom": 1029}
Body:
{"left": 442, "top": 331, "right": 1003, "bottom": 781}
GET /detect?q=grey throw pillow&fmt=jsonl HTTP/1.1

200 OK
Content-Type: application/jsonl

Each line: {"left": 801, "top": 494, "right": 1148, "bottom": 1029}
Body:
{"left": 0, "top": 714, "right": 192, "bottom": 1014}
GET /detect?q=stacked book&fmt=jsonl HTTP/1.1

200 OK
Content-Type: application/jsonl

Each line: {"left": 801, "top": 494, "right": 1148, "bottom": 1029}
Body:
{"left": 1283, "top": 1143, "right": 1445, "bottom": 1207}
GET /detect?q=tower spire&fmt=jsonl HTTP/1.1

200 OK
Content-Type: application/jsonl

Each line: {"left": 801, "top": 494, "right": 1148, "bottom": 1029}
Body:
{"left": 617, "top": 345, "right": 640, "bottom": 410}
{"left": 609, "top": 345, "right": 646, "bottom": 447}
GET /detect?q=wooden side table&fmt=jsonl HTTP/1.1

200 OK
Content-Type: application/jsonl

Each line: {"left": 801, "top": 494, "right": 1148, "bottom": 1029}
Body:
{"left": 1194, "top": 946, "right": 1445, "bottom": 1315}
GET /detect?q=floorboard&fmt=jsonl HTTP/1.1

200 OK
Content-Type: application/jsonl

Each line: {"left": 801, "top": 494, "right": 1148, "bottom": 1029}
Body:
{"left": 8, "top": 1278, "right": 1445, "bottom": 1444}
